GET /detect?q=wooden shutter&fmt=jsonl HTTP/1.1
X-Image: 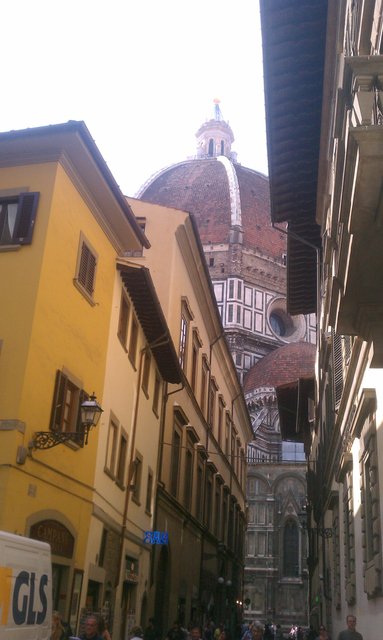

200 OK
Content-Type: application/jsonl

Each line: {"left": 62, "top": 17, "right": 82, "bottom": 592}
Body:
{"left": 76, "top": 389, "right": 88, "bottom": 443}
{"left": 49, "top": 370, "right": 67, "bottom": 432}
{"left": 14, "top": 192, "right": 39, "bottom": 244}
{"left": 332, "top": 331, "right": 344, "bottom": 407}
{"left": 78, "top": 242, "right": 96, "bottom": 295}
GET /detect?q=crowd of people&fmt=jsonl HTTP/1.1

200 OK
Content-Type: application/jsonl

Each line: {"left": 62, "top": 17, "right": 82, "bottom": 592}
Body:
{"left": 50, "top": 612, "right": 362, "bottom": 640}
{"left": 50, "top": 611, "right": 112, "bottom": 640}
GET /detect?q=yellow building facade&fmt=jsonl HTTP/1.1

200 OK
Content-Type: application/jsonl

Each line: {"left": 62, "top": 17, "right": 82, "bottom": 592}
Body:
{"left": 0, "top": 122, "right": 252, "bottom": 639}
{"left": 126, "top": 198, "right": 253, "bottom": 634}
{"left": 0, "top": 122, "right": 149, "bottom": 631}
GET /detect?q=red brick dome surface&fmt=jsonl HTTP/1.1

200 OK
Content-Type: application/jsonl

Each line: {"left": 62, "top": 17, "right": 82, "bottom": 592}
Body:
{"left": 139, "top": 159, "right": 285, "bottom": 259}
{"left": 243, "top": 341, "right": 316, "bottom": 393}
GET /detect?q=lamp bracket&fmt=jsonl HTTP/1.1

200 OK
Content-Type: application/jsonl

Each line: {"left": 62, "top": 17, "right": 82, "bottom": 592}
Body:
{"left": 32, "top": 430, "right": 87, "bottom": 450}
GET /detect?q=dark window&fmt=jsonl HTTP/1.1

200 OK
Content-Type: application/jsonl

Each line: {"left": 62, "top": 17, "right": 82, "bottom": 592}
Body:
{"left": 49, "top": 370, "right": 87, "bottom": 441}
{"left": 201, "top": 359, "right": 208, "bottom": 417}
{"left": 270, "top": 311, "right": 286, "bottom": 336}
{"left": 77, "top": 241, "right": 97, "bottom": 296}
{"left": 220, "top": 140, "right": 225, "bottom": 155}
{"left": 116, "top": 433, "right": 128, "bottom": 488}
{"left": 196, "top": 459, "right": 204, "bottom": 521}
{"left": 152, "top": 370, "right": 161, "bottom": 416}
{"left": 118, "top": 293, "right": 130, "bottom": 347}
{"left": 142, "top": 350, "right": 151, "bottom": 394}
{"left": 98, "top": 529, "right": 108, "bottom": 567}
{"left": 132, "top": 455, "right": 143, "bottom": 503}
{"left": 105, "top": 419, "right": 119, "bottom": 476}
{"left": 0, "top": 192, "right": 39, "bottom": 246}
{"left": 146, "top": 470, "right": 153, "bottom": 514}
{"left": 208, "top": 139, "right": 214, "bottom": 156}
{"left": 184, "top": 446, "right": 193, "bottom": 510}
{"left": 128, "top": 316, "right": 139, "bottom": 367}
{"left": 283, "top": 520, "right": 299, "bottom": 576}
{"left": 205, "top": 471, "right": 213, "bottom": 529}
{"left": 170, "top": 429, "right": 181, "bottom": 497}
{"left": 179, "top": 313, "right": 188, "bottom": 370}
{"left": 215, "top": 485, "right": 221, "bottom": 535}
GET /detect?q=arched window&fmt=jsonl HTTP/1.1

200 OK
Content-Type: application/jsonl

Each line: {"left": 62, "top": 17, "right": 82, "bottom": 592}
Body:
{"left": 208, "top": 138, "right": 214, "bottom": 156}
{"left": 220, "top": 140, "right": 225, "bottom": 155}
{"left": 283, "top": 519, "right": 299, "bottom": 576}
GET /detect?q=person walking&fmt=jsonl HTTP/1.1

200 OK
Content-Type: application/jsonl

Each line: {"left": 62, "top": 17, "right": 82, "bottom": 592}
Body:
{"left": 79, "top": 615, "right": 104, "bottom": 640}
{"left": 337, "top": 616, "right": 362, "bottom": 640}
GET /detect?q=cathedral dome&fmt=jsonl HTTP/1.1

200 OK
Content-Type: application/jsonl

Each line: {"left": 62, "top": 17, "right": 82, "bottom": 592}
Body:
{"left": 243, "top": 341, "right": 316, "bottom": 393}
{"left": 137, "top": 101, "right": 286, "bottom": 262}
{"left": 138, "top": 160, "right": 283, "bottom": 258}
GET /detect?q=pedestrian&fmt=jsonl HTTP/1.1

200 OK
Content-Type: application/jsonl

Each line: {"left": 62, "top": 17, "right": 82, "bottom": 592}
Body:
{"left": 191, "top": 627, "right": 202, "bottom": 640}
{"left": 166, "top": 621, "right": 188, "bottom": 640}
{"left": 275, "top": 625, "right": 284, "bottom": 640}
{"left": 51, "top": 611, "right": 67, "bottom": 640}
{"left": 130, "top": 626, "right": 144, "bottom": 640}
{"left": 98, "top": 616, "right": 112, "bottom": 640}
{"left": 144, "top": 618, "right": 161, "bottom": 640}
{"left": 251, "top": 622, "right": 264, "bottom": 640}
{"left": 337, "top": 616, "right": 362, "bottom": 640}
{"left": 79, "top": 615, "right": 104, "bottom": 640}
{"left": 315, "top": 626, "right": 330, "bottom": 640}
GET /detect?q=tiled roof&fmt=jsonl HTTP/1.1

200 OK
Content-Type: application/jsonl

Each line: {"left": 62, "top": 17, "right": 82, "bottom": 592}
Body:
{"left": 243, "top": 341, "right": 316, "bottom": 393}
{"left": 139, "top": 159, "right": 286, "bottom": 260}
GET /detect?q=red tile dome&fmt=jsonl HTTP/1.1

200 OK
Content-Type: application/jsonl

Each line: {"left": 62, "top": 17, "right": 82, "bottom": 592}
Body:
{"left": 243, "top": 341, "right": 316, "bottom": 393}
{"left": 138, "top": 158, "right": 285, "bottom": 260}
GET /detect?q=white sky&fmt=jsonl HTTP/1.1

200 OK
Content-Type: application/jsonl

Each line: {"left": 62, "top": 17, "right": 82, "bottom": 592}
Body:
{"left": 3, "top": 0, "right": 268, "bottom": 196}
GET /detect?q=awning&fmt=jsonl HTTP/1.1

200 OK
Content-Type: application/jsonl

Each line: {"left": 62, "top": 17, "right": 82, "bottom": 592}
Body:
{"left": 276, "top": 377, "right": 314, "bottom": 443}
{"left": 117, "top": 262, "right": 182, "bottom": 384}
{"left": 260, "top": 0, "right": 328, "bottom": 314}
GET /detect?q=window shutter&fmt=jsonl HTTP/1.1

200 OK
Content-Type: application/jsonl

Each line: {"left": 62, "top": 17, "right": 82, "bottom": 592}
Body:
{"left": 332, "top": 331, "right": 344, "bottom": 407}
{"left": 78, "top": 242, "right": 96, "bottom": 295}
{"left": 76, "top": 389, "right": 88, "bottom": 443}
{"left": 49, "top": 370, "right": 67, "bottom": 432}
{"left": 14, "top": 192, "right": 39, "bottom": 245}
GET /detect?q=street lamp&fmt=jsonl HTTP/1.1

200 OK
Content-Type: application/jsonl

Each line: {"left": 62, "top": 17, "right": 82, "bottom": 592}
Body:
{"left": 32, "top": 393, "right": 103, "bottom": 449}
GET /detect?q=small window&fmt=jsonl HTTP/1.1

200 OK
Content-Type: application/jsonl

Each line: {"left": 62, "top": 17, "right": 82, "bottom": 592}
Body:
{"left": 208, "top": 379, "right": 217, "bottom": 429}
{"left": 142, "top": 350, "right": 151, "bottom": 395}
{"left": 146, "top": 469, "right": 153, "bottom": 514}
{"left": 132, "top": 454, "right": 143, "bottom": 504}
{"left": 200, "top": 357, "right": 209, "bottom": 417}
{"left": 152, "top": 369, "right": 162, "bottom": 416}
{"left": 220, "top": 140, "right": 225, "bottom": 155}
{"left": 178, "top": 299, "right": 193, "bottom": 371}
{"left": 128, "top": 316, "right": 139, "bottom": 367}
{"left": 98, "top": 528, "right": 108, "bottom": 567}
{"left": 191, "top": 329, "right": 201, "bottom": 394}
{"left": 49, "top": 370, "right": 86, "bottom": 442}
{"left": 75, "top": 234, "right": 97, "bottom": 300}
{"left": 170, "top": 428, "right": 182, "bottom": 497}
{"left": 208, "top": 139, "right": 214, "bottom": 156}
{"left": 105, "top": 418, "right": 119, "bottom": 477}
{"left": 116, "top": 432, "right": 128, "bottom": 488}
{"left": 0, "top": 192, "right": 39, "bottom": 246}
{"left": 118, "top": 293, "right": 130, "bottom": 348}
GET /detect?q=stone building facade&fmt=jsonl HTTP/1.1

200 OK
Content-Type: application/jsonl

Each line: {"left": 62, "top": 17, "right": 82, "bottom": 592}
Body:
{"left": 260, "top": 0, "right": 383, "bottom": 637}
{"left": 138, "top": 104, "right": 316, "bottom": 629}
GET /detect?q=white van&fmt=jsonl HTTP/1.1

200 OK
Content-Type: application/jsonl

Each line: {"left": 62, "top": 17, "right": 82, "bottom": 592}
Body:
{"left": 0, "top": 531, "right": 52, "bottom": 639}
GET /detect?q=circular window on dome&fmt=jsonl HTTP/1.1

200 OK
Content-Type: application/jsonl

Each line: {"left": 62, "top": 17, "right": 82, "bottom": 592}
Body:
{"left": 267, "top": 298, "right": 305, "bottom": 343}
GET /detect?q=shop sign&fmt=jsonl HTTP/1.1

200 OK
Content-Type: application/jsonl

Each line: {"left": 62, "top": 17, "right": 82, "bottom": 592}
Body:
{"left": 30, "top": 519, "right": 74, "bottom": 558}
{"left": 143, "top": 530, "right": 169, "bottom": 544}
